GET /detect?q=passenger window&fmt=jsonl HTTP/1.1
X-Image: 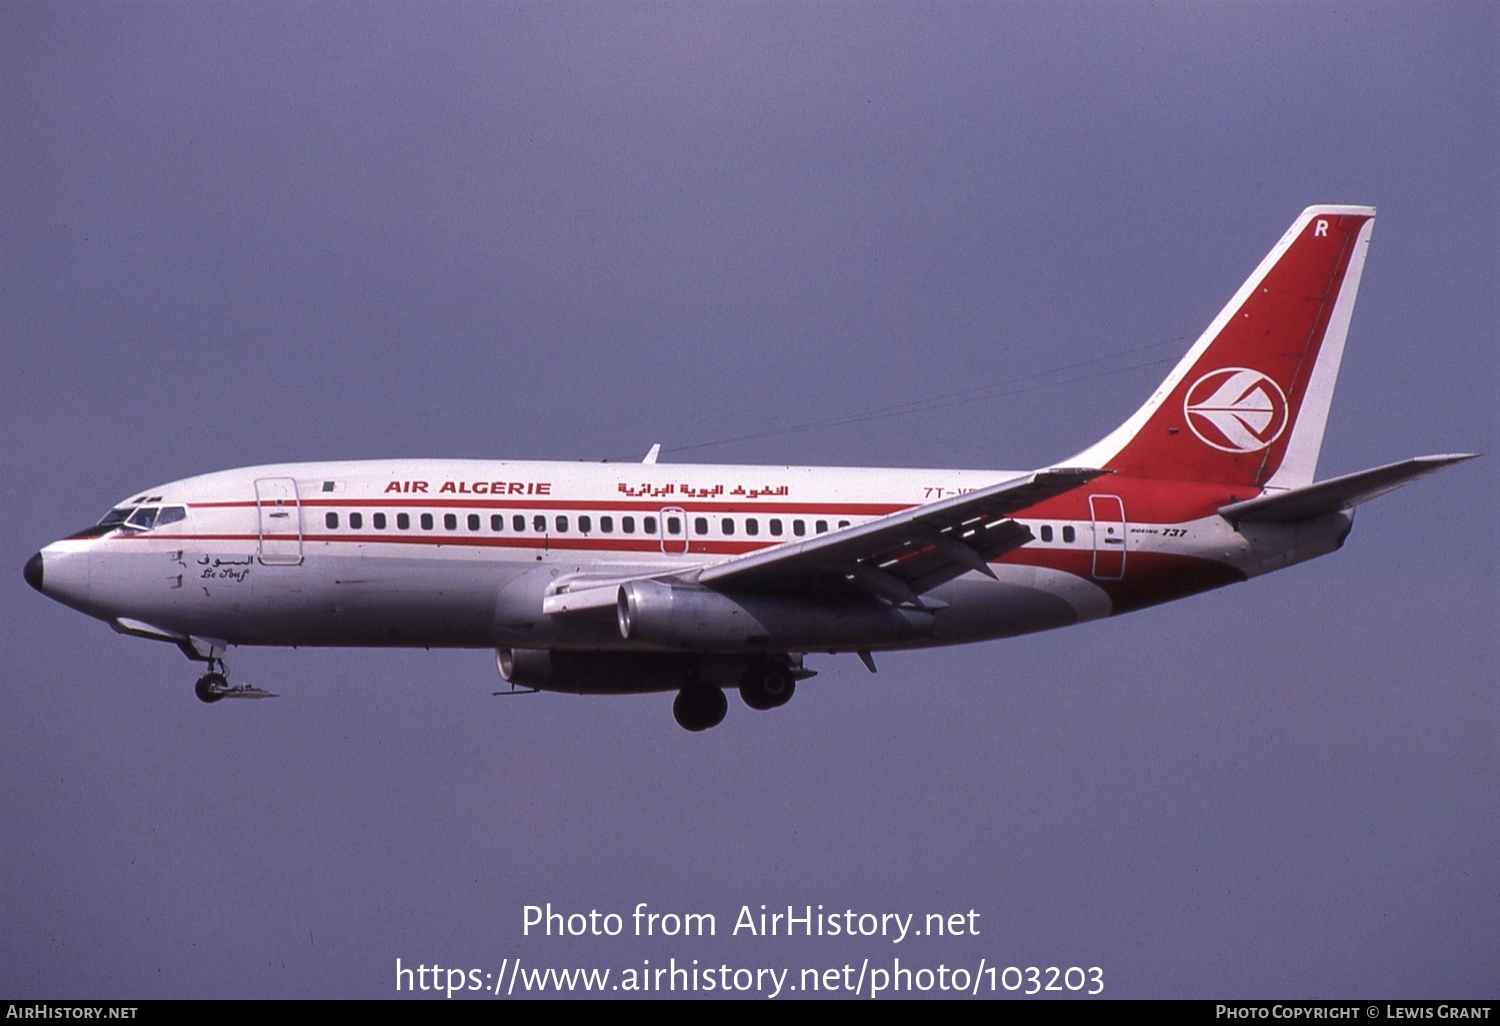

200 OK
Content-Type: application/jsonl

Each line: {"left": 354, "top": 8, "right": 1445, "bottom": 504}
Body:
{"left": 694, "top": 517, "right": 708, "bottom": 535}
{"left": 444, "top": 513, "right": 457, "bottom": 530}
{"left": 793, "top": 520, "right": 806, "bottom": 536}
{"left": 556, "top": 516, "right": 568, "bottom": 533}
{"left": 770, "top": 519, "right": 782, "bottom": 536}
{"left": 373, "top": 513, "right": 387, "bottom": 530}
{"left": 600, "top": 516, "right": 613, "bottom": 533}
{"left": 421, "top": 513, "right": 434, "bottom": 530}
{"left": 815, "top": 520, "right": 828, "bottom": 533}
{"left": 491, "top": 514, "right": 503, "bottom": 531}
{"left": 533, "top": 515, "right": 546, "bottom": 533}
{"left": 1063, "top": 525, "right": 1076, "bottom": 543}
{"left": 663, "top": 516, "right": 677, "bottom": 535}
{"left": 468, "top": 514, "right": 481, "bottom": 531}
{"left": 156, "top": 506, "right": 187, "bottom": 528}
{"left": 838, "top": 520, "right": 850, "bottom": 529}
{"left": 722, "top": 519, "right": 735, "bottom": 536}
{"left": 350, "top": 512, "right": 363, "bottom": 529}
{"left": 644, "top": 517, "right": 657, "bottom": 534}
{"left": 579, "top": 516, "right": 592, "bottom": 533}
{"left": 397, "top": 513, "right": 410, "bottom": 530}
{"left": 513, "top": 515, "right": 525, "bottom": 532}
{"left": 623, "top": 516, "right": 636, "bottom": 534}
{"left": 127, "top": 506, "right": 159, "bottom": 530}
{"left": 326, "top": 512, "right": 339, "bottom": 529}
{"left": 745, "top": 518, "right": 759, "bottom": 536}
{"left": 1040, "top": 524, "right": 1053, "bottom": 542}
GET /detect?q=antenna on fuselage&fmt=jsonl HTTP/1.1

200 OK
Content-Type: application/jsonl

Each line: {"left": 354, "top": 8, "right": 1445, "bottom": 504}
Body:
{"left": 642, "top": 443, "right": 661, "bottom": 465}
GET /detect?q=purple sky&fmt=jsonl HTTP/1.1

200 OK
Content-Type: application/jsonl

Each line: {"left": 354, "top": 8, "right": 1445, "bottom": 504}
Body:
{"left": 2, "top": 1, "right": 1494, "bottom": 998}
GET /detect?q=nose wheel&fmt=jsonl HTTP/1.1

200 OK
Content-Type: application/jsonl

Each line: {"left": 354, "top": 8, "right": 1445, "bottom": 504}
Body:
{"left": 191, "top": 657, "right": 276, "bottom": 703}
{"left": 194, "top": 670, "right": 227, "bottom": 703}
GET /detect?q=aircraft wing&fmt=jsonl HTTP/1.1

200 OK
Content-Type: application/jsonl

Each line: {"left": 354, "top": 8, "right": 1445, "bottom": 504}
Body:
{"left": 540, "top": 467, "right": 1107, "bottom": 615}
{"left": 1218, "top": 453, "right": 1478, "bottom": 524}
{"left": 692, "top": 467, "right": 1107, "bottom": 605}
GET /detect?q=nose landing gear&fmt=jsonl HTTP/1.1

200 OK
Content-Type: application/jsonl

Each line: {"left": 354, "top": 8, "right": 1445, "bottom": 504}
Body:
{"left": 192, "top": 657, "right": 276, "bottom": 703}
{"left": 194, "top": 670, "right": 227, "bottom": 703}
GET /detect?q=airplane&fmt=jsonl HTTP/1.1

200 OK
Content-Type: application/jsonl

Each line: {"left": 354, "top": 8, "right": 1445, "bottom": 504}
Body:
{"left": 24, "top": 205, "right": 1476, "bottom": 730}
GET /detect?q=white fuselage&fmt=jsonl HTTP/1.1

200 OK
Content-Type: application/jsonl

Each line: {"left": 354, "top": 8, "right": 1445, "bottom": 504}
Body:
{"left": 37, "top": 458, "right": 1347, "bottom": 666}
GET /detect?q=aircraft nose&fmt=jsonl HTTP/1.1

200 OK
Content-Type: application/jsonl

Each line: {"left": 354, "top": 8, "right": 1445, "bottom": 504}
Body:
{"left": 24, "top": 551, "right": 44, "bottom": 592}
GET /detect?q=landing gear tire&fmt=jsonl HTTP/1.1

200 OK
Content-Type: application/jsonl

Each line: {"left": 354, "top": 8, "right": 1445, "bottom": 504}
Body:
{"left": 673, "top": 686, "right": 727, "bottom": 731}
{"left": 740, "top": 668, "right": 795, "bottom": 711}
{"left": 195, "top": 672, "right": 227, "bottom": 704}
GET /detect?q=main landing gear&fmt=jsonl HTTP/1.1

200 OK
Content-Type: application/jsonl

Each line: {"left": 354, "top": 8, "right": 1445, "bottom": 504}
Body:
{"left": 739, "top": 665, "right": 795, "bottom": 711}
{"left": 670, "top": 659, "right": 806, "bottom": 731}
{"left": 672, "top": 686, "right": 728, "bottom": 732}
{"left": 192, "top": 657, "right": 277, "bottom": 703}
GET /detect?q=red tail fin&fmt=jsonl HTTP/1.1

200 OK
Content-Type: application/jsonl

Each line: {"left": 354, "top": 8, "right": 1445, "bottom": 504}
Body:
{"left": 1070, "top": 206, "right": 1376, "bottom": 488}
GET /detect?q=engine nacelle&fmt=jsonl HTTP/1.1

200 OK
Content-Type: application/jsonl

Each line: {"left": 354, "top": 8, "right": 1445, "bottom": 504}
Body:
{"left": 616, "top": 580, "right": 934, "bottom": 651}
{"left": 497, "top": 646, "right": 701, "bottom": 694}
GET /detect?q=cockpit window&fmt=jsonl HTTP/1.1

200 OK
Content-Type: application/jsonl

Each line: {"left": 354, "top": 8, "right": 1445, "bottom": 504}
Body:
{"left": 69, "top": 508, "right": 134, "bottom": 540}
{"left": 102, "top": 505, "right": 190, "bottom": 531}
{"left": 74, "top": 504, "right": 184, "bottom": 540}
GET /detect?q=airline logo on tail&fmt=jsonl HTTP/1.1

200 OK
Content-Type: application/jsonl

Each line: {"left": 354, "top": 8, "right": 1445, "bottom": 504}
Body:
{"left": 1184, "top": 368, "right": 1290, "bottom": 453}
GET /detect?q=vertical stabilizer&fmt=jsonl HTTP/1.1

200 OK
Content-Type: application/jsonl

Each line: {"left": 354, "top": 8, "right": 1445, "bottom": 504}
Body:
{"left": 1068, "top": 207, "right": 1376, "bottom": 488}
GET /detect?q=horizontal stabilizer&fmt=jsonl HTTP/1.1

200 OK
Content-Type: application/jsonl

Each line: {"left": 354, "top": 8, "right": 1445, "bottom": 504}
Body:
{"left": 1219, "top": 454, "right": 1478, "bottom": 524}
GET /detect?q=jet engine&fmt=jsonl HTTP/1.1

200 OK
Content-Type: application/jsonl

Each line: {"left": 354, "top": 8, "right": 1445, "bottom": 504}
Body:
{"left": 615, "top": 579, "right": 934, "bottom": 651}
{"left": 496, "top": 647, "right": 701, "bottom": 694}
